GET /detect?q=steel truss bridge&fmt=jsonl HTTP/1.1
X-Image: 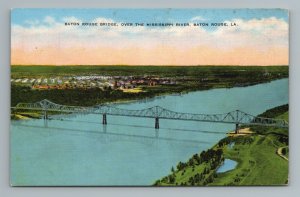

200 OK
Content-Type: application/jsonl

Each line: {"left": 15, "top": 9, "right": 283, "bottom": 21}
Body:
{"left": 11, "top": 99, "right": 289, "bottom": 133}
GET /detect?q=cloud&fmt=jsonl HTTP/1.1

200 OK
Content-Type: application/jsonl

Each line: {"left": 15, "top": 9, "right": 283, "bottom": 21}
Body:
{"left": 43, "top": 16, "right": 56, "bottom": 25}
{"left": 24, "top": 19, "right": 40, "bottom": 26}
{"left": 209, "top": 17, "right": 288, "bottom": 50}
{"left": 11, "top": 16, "right": 289, "bottom": 65}
{"left": 93, "top": 17, "right": 115, "bottom": 24}
{"left": 62, "top": 16, "right": 82, "bottom": 24}
{"left": 191, "top": 16, "right": 206, "bottom": 21}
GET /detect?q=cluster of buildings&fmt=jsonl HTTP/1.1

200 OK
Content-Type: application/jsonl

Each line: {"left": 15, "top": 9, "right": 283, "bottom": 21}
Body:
{"left": 11, "top": 75, "right": 176, "bottom": 91}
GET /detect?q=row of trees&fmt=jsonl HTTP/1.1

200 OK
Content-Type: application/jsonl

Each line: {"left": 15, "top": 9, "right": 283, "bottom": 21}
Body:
{"left": 11, "top": 83, "right": 207, "bottom": 107}
{"left": 11, "top": 85, "right": 154, "bottom": 107}
{"left": 154, "top": 148, "right": 225, "bottom": 186}
{"left": 217, "top": 136, "right": 254, "bottom": 148}
{"left": 175, "top": 149, "right": 224, "bottom": 173}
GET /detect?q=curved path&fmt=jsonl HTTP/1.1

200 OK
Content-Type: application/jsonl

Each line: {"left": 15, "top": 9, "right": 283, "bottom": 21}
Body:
{"left": 277, "top": 146, "right": 289, "bottom": 161}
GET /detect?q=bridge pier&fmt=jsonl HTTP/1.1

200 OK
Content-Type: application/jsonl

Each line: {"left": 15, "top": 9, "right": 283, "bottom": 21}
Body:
{"left": 102, "top": 114, "right": 107, "bottom": 125}
{"left": 155, "top": 117, "right": 159, "bottom": 129}
{"left": 235, "top": 123, "right": 239, "bottom": 134}
{"left": 43, "top": 110, "right": 48, "bottom": 127}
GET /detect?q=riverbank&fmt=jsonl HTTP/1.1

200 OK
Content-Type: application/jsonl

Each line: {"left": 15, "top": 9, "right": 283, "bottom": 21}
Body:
{"left": 11, "top": 112, "right": 41, "bottom": 120}
{"left": 10, "top": 78, "right": 288, "bottom": 120}
{"left": 11, "top": 66, "right": 288, "bottom": 107}
{"left": 154, "top": 104, "right": 289, "bottom": 186}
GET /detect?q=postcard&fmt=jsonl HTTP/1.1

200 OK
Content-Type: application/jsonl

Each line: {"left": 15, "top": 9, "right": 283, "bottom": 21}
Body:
{"left": 10, "top": 8, "right": 289, "bottom": 186}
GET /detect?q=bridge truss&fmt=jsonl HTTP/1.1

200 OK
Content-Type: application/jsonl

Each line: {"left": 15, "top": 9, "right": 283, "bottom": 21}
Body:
{"left": 11, "top": 99, "right": 289, "bottom": 133}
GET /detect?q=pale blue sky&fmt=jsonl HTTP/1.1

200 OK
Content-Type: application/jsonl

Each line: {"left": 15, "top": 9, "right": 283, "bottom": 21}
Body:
{"left": 12, "top": 8, "right": 288, "bottom": 29}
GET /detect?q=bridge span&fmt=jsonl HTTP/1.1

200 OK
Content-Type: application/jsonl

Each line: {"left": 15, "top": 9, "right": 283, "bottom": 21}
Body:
{"left": 11, "top": 99, "right": 289, "bottom": 133}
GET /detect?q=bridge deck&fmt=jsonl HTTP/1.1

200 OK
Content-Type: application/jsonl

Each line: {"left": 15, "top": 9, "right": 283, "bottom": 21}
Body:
{"left": 11, "top": 99, "right": 289, "bottom": 128}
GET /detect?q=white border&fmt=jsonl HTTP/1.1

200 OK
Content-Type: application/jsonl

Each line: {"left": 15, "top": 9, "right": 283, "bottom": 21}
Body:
{"left": 1, "top": 1, "right": 299, "bottom": 197}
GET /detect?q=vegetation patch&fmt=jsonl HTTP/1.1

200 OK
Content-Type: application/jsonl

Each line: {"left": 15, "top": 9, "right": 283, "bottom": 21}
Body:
{"left": 154, "top": 104, "right": 289, "bottom": 186}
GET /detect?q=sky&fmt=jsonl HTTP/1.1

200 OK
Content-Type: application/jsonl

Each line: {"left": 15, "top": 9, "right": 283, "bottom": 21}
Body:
{"left": 11, "top": 9, "right": 289, "bottom": 66}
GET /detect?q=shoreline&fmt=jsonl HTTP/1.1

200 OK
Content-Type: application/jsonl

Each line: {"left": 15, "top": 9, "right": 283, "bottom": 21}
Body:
{"left": 11, "top": 78, "right": 288, "bottom": 109}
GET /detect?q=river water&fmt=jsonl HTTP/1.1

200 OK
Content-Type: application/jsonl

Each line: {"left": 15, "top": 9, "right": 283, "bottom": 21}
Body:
{"left": 10, "top": 78, "right": 288, "bottom": 186}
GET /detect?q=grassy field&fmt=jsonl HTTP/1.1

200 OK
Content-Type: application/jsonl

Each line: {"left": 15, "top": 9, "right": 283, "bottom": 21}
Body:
{"left": 212, "top": 134, "right": 288, "bottom": 185}
{"left": 155, "top": 105, "right": 289, "bottom": 186}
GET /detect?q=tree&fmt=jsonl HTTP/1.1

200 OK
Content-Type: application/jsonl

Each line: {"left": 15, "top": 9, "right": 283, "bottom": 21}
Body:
{"left": 188, "top": 158, "right": 194, "bottom": 166}
{"left": 168, "top": 175, "right": 175, "bottom": 184}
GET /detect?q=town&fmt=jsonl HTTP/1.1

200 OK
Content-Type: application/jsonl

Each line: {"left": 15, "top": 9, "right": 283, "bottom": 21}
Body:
{"left": 11, "top": 75, "right": 177, "bottom": 93}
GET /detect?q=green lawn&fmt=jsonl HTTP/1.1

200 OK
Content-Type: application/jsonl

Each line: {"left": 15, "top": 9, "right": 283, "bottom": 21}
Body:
{"left": 212, "top": 134, "right": 288, "bottom": 185}
{"left": 277, "top": 111, "right": 289, "bottom": 121}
